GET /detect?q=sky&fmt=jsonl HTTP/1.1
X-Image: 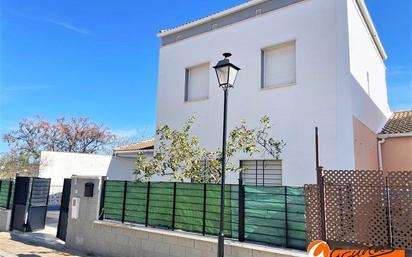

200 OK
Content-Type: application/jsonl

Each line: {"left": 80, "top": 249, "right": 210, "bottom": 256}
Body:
{"left": 0, "top": 0, "right": 411, "bottom": 152}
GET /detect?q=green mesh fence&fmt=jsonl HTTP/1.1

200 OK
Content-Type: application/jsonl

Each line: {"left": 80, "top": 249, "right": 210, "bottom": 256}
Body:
{"left": 175, "top": 183, "right": 204, "bottom": 233}
{"left": 103, "top": 180, "right": 125, "bottom": 221}
{"left": 148, "top": 182, "right": 174, "bottom": 228}
{"left": 205, "top": 184, "right": 238, "bottom": 238}
{"left": 124, "top": 182, "right": 147, "bottom": 224}
{"left": 102, "top": 180, "right": 305, "bottom": 250}
{"left": 244, "top": 186, "right": 306, "bottom": 250}
{"left": 0, "top": 180, "right": 13, "bottom": 209}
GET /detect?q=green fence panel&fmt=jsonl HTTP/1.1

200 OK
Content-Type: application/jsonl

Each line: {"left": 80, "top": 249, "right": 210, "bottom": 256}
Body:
{"left": 205, "top": 184, "right": 238, "bottom": 238}
{"left": 175, "top": 183, "right": 204, "bottom": 233}
{"left": 245, "top": 186, "right": 287, "bottom": 246}
{"left": 104, "top": 181, "right": 125, "bottom": 221}
{"left": 0, "top": 181, "right": 13, "bottom": 209}
{"left": 148, "top": 182, "right": 174, "bottom": 228}
{"left": 102, "top": 180, "right": 306, "bottom": 251}
{"left": 286, "top": 187, "right": 306, "bottom": 250}
{"left": 125, "top": 182, "right": 147, "bottom": 224}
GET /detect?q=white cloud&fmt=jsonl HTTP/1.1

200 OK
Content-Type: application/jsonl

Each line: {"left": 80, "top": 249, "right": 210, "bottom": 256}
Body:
{"left": 43, "top": 19, "right": 93, "bottom": 36}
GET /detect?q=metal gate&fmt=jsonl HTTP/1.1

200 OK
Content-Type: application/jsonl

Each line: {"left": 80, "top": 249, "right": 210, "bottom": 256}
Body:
{"left": 11, "top": 177, "right": 51, "bottom": 232}
{"left": 56, "top": 178, "right": 71, "bottom": 241}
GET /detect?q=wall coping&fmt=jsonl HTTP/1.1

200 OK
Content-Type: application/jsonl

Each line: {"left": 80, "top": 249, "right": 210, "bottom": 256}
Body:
{"left": 94, "top": 220, "right": 306, "bottom": 257}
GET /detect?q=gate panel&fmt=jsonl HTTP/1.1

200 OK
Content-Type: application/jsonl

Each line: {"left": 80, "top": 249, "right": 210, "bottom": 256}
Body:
{"left": 27, "top": 178, "right": 51, "bottom": 231}
{"left": 57, "top": 178, "right": 71, "bottom": 241}
{"left": 11, "top": 177, "right": 32, "bottom": 232}
{"left": 11, "top": 177, "right": 51, "bottom": 232}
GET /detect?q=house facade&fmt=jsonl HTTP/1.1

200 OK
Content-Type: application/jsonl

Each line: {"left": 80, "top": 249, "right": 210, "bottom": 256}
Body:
{"left": 156, "top": 0, "right": 391, "bottom": 186}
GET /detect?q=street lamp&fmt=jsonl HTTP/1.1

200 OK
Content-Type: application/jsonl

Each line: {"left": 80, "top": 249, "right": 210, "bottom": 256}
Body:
{"left": 213, "top": 53, "right": 240, "bottom": 257}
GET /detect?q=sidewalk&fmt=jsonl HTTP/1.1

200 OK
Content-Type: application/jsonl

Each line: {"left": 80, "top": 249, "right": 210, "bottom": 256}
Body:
{"left": 0, "top": 232, "right": 96, "bottom": 257}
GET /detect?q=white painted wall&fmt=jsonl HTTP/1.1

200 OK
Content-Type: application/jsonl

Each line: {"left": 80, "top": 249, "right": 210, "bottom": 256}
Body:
{"left": 156, "top": 0, "right": 390, "bottom": 185}
{"left": 39, "top": 151, "right": 136, "bottom": 187}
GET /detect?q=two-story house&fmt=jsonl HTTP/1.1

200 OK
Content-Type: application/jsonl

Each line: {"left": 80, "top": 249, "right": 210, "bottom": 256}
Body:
{"left": 156, "top": 0, "right": 391, "bottom": 186}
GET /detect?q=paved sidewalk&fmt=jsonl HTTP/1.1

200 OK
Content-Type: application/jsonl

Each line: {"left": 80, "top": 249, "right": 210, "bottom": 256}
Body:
{"left": 0, "top": 232, "right": 96, "bottom": 257}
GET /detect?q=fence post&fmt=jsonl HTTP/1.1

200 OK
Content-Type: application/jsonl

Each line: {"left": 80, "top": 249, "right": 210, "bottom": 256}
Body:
{"left": 7, "top": 181, "right": 13, "bottom": 210}
{"left": 145, "top": 182, "right": 151, "bottom": 227}
{"left": 121, "top": 181, "right": 128, "bottom": 223}
{"left": 385, "top": 176, "right": 393, "bottom": 247}
{"left": 317, "top": 166, "right": 326, "bottom": 241}
{"left": 284, "top": 186, "right": 289, "bottom": 247}
{"left": 98, "top": 178, "right": 106, "bottom": 220}
{"left": 238, "top": 173, "right": 245, "bottom": 242}
{"left": 172, "top": 182, "right": 177, "bottom": 231}
{"left": 202, "top": 183, "right": 207, "bottom": 235}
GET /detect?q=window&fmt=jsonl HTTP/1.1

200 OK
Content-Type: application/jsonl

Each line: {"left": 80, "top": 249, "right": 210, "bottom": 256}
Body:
{"left": 240, "top": 160, "right": 282, "bottom": 186}
{"left": 185, "top": 63, "right": 209, "bottom": 101}
{"left": 262, "top": 41, "right": 296, "bottom": 88}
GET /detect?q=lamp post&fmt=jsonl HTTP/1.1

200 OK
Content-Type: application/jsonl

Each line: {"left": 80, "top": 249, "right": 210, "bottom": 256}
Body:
{"left": 213, "top": 53, "right": 240, "bottom": 257}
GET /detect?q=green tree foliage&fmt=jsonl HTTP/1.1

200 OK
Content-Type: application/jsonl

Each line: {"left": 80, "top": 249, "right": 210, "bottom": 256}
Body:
{"left": 0, "top": 151, "right": 39, "bottom": 179}
{"left": 135, "top": 115, "right": 285, "bottom": 183}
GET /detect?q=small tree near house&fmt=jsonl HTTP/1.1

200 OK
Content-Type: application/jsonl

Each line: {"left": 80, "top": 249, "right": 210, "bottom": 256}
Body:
{"left": 134, "top": 115, "right": 285, "bottom": 183}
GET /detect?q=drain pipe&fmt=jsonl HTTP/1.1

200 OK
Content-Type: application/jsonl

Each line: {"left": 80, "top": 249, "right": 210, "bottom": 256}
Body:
{"left": 378, "top": 138, "right": 385, "bottom": 170}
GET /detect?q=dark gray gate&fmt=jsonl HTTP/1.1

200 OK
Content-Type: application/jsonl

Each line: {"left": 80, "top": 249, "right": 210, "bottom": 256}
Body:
{"left": 56, "top": 178, "right": 71, "bottom": 241}
{"left": 11, "top": 177, "right": 51, "bottom": 232}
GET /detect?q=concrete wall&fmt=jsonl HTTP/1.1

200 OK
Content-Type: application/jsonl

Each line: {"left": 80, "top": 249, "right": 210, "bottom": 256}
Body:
{"left": 0, "top": 209, "right": 11, "bottom": 232}
{"left": 381, "top": 137, "right": 412, "bottom": 171}
{"left": 352, "top": 117, "right": 378, "bottom": 170}
{"left": 66, "top": 176, "right": 306, "bottom": 257}
{"left": 39, "top": 151, "right": 136, "bottom": 187}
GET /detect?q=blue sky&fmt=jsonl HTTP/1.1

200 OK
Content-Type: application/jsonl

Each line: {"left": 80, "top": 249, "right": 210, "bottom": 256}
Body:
{"left": 0, "top": 0, "right": 411, "bottom": 152}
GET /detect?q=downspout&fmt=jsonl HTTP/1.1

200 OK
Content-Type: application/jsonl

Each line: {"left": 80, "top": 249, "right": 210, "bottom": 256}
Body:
{"left": 378, "top": 138, "right": 385, "bottom": 170}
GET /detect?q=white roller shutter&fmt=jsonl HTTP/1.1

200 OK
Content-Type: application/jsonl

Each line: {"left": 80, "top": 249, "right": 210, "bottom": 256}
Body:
{"left": 186, "top": 63, "right": 209, "bottom": 101}
{"left": 263, "top": 42, "right": 296, "bottom": 88}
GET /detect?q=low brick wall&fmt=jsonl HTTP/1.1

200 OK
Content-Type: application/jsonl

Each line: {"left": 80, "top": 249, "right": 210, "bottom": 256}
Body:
{"left": 66, "top": 176, "right": 306, "bottom": 257}
{"left": 0, "top": 208, "right": 11, "bottom": 232}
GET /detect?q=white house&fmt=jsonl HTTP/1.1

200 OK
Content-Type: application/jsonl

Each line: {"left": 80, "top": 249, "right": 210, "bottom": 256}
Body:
{"left": 156, "top": 0, "right": 391, "bottom": 186}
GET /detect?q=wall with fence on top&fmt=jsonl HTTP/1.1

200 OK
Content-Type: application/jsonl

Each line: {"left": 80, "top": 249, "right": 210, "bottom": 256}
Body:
{"left": 101, "top": 180, "right": 306, "bottom": 250}
{"left": 0, "top": 180, "right": 14, "bottom": 209}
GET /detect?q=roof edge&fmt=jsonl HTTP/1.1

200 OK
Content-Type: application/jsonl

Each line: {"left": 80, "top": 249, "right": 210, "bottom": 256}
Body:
{"left": 378, "top": 132, "right": 412, "bottom": 138}
{"left": 157, "top": 0, "right": 267, "bottom": 37}
{"left": 356, "top": 0, "right": 387, "bottom": 60}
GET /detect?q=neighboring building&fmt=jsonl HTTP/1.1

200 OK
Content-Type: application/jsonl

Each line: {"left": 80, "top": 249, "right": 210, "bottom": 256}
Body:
{"left": 39, "top": 139, "right": 155, "bottom": 206}
{"left": 156, "top": 0, "right": 391, "bottom": 186}
{"left": 378, "top": 110, "right": 412, "bottom": 171}
{"left": 113, "top": 139, "right": 155, "bottom": 158}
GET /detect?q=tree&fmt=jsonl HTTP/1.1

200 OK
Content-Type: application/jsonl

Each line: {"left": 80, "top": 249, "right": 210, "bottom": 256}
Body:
{"left": 3, "top": 116, "right": 115, "bottom": 161}
{"left": 135, "top": 115, "right": 285, "bottom": 183}
{"left": 0, "top": 151, "right": 39, "bottom": 179}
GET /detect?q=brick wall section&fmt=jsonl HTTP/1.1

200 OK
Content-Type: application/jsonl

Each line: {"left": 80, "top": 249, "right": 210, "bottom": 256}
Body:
{"left": 65, "top": 176, "right": 306, "bottom": 257}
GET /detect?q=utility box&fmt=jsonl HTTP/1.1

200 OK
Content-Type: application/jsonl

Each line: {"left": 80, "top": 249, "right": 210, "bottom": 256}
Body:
{"left": 84, "top": 182, "right": 94, "bottom": 197}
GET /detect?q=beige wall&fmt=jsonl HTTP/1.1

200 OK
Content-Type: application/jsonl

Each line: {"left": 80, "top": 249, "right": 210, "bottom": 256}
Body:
{"left": 381, "top": 136, "right": 412, "bottom": 171}
{"left": 353, "top": 117, "right": 379, "bottom": 170}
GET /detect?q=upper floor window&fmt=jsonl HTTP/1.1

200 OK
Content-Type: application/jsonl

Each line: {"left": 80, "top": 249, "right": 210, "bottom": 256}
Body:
{"left": 262, "top": 41, "right": 296, "bottom": 89}
{"left": 185, "top": 63, "right": 209, "bottom": 101}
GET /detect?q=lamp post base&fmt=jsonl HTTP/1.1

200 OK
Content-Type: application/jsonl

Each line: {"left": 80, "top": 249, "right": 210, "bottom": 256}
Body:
{"left": 217, "top": 234, "right": 225, "bottom": 257}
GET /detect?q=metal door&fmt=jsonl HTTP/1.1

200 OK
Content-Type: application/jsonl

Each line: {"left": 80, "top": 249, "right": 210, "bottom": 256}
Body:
{"left": 56, "top": 178, "right": 71, "bottom": 241}
{"left": 11, "top": 177, "right": 51, "bottom": 232}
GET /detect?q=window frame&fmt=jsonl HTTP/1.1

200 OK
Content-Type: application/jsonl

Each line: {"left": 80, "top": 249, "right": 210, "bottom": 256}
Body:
{"left": 261, "top": 41, "right": 297, "bottom": 90}
{"left": 184, "top": 62, "right": 210, "bottom": 102}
